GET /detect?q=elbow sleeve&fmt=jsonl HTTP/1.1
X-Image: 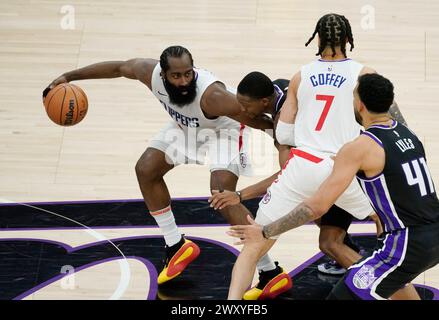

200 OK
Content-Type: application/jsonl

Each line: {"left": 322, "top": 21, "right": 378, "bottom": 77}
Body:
{"left": 275, "top": 120, "right": 295, "bottom": 146}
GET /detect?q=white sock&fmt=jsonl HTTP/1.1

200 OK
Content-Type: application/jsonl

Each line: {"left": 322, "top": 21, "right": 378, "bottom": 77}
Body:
{"left": 150, "top": 205, "right": 181, "bottom": 246}
{"left": 256, "top": 254, "right": 277, "bottom": 272}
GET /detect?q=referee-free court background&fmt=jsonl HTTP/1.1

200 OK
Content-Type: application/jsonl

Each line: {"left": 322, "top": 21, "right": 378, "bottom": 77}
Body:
{"left": 0, "top": 0, "right": 438, "bottom": 299}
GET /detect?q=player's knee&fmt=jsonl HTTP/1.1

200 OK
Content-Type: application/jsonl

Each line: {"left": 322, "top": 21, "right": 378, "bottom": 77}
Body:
{"left": 318, "top": 239, "right": 330, "bottom": 254}
{"left": 135, "top": 154, "right": 162, "bottom": 183}
{"left": 135, "top": 158, "right": 149, "bottom": 179}
{"left": 319, "top": 238, "right": 341, "bottom": 256}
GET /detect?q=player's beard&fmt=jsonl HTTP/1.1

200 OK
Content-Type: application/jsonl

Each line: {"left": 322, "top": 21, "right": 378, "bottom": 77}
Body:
{"left": 354, "top": 107, "right": 363, "bottom": 126}
{"left": 163, "top": 77, "right": 197, "bottom": 107}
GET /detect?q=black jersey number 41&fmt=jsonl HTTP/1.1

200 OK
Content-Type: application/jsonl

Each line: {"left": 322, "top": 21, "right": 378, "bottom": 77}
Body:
{"left": 402, "top": 157, "right": 435, "bottom": 197}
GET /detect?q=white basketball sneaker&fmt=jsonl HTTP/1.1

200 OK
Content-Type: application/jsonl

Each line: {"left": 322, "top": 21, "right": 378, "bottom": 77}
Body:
{"left": 317, "top": 260, "right": 347, "bottom": 275}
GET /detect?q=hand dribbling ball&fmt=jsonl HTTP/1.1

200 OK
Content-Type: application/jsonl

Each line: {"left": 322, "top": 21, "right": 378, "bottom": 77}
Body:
{"left": 43, "top": 83, "right": 88, "bottom": 126}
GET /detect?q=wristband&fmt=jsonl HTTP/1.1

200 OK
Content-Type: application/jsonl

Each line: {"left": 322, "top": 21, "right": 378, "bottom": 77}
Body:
{"left": 235, "top": 191, "right": 242, "bottom": 203}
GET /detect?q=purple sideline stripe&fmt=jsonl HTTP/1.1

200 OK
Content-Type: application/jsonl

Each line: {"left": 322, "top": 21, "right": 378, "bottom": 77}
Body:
{"left": 13, "top": 256, "right": 158, "bottom": 301}
{"left": 1, "top": 234, "right": 238, "bottom": 300}
{"left": 3, "top": 232, "right": 438, "bottom": 300}
{"left": 0, "top": 221, "right": 373, "bottom": 232}
{"left": 288, "top": 252, "right": 325, "bottom": 278}
{"left": 414, "top": 284, "right": 439, "bottom": 300}
{"left": 0, "top": 224, "right": 231, "bottom": 232}
{"left": 0, "top": 196, "right": 210, "bottom": 207}
{"left": 5, "top": 237, "right": 159, "bottom": 300}
{"left": 0, "top": 195, "right": 374, "bottom": 231}
{"left": 0, "top": 196, "right": 224, "bottom": 231}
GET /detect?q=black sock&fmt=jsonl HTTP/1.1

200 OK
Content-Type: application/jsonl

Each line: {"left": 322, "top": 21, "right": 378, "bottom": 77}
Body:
{"left": 167, "top": 235, "right": 185, "bottom": 257}
{"left": 343, "top": 234, "right": 360, "bottom": 253}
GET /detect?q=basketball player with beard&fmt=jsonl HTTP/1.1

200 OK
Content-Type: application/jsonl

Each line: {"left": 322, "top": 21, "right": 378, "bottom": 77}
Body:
{"left": 44, "top": 45, "right": 274, "bottom": 286}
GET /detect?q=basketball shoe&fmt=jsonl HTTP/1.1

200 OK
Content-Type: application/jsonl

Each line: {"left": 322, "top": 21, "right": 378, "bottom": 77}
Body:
{"left": 317, "top": 260, "right": 346, "bottom": 275}
{"left": 157, "top": 236, "right": 200, "bottom": 285}
{"left": 243, "top": 262, "right": 292, "bottom": 300}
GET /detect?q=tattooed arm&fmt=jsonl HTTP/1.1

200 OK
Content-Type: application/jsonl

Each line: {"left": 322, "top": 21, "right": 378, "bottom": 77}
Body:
{"left": 389, "top": 101, "right": 408, "bottom": 126}
{"left": 262, "top": 203, "right": 316, "bottom": 238}
{"left": 262, "top": 137, "right": 380, "bottom": 238}
{"left": 228, "top": 135, "right": 383, "bottom": 242}
{"left": 228, "top": 137, "right": 374, "bottom": 243}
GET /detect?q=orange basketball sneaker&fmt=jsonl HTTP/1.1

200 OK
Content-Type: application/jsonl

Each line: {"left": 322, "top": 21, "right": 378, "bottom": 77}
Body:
{"left": 243, "top": 262, "right": 292, "bottom": 300}
{"left": 157, "top": 236, "right": 200, "bottom": 285}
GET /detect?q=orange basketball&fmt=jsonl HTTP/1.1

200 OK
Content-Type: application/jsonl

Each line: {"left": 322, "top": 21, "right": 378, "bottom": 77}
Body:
{"left": 43, "top": 83, "right": 88, "bottom": 126}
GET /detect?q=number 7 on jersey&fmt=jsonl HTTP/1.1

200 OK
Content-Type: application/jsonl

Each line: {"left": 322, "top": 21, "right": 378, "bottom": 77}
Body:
{"left": 315, "top": 94, "right": 335, "bottom": 131}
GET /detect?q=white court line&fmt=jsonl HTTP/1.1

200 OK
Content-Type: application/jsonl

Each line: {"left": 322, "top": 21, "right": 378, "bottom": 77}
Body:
{"left": 0, "top": 198, "right": 131, "bottom": 300}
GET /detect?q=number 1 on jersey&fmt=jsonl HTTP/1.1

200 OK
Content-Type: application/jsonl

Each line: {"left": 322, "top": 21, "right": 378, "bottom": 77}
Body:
{"left": 402, "top": 157, "right": 435, "bottom": 197}
{"left": 315, "top": 94, "right": 335, "bottom": 131}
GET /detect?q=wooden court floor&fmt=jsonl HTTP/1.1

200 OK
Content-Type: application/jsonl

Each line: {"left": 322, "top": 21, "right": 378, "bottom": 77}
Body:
{"left": 0, "top": 0, "right": 438, "bottom": 299}
{"left": 0, "top": 199, "right": 437, "bottom": 300}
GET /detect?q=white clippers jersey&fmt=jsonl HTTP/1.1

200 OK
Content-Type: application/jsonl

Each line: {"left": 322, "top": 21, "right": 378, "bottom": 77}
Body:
{"left": 151, "top": 64, "right": 242, "bottom": 133}
{"left": 295, "top": 58, "right": 364, "bottom": 155}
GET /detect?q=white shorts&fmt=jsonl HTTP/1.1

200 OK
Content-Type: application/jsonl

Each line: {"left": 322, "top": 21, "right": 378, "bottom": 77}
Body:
{"left": 256, "top": 147, "right": 374, "bottom": 238}
{"left": 148, "top": 121, "right": 253, "bottom": 177}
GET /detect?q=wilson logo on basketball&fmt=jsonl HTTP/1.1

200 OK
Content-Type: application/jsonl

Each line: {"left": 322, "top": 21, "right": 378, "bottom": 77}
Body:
{"left": 64, "top": 99, "right": 75, "bottom": 125}
{"left": 43, "top": 83, "right": 88, "bottom": 126}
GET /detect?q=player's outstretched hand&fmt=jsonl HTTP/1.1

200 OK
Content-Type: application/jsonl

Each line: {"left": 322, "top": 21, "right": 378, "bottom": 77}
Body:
{"left": 208, "top": 190, "right": 240, "bottom": 210}
{"left": 227, "top": 215, "right": 265, "bottom": 245}
{"left": 43, "top": 75, "right": 69, "bottom": 99}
